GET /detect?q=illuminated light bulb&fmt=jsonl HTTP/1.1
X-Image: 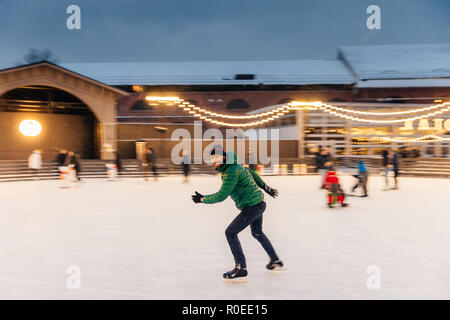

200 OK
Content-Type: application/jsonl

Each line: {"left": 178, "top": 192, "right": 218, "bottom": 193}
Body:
{"left": 19, "top": 119, "right": 41, "bottom": 136}
{"left": 146, "top": 96, "right": 180, "bottom": 101}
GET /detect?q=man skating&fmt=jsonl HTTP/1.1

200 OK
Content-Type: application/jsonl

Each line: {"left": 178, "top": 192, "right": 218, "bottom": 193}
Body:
{"left": 191, "top": 147, "right": 283, "bottom": 283}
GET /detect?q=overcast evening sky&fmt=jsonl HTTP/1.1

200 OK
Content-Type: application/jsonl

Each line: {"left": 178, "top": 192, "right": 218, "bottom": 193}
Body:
{"left": 0, "top": 0, "right": 449, "bottom": 69}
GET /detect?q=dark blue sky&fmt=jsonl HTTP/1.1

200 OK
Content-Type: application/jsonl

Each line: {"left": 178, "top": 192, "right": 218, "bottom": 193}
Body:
{"left": 0, "top": 0, "right": 449, "bottom": 68}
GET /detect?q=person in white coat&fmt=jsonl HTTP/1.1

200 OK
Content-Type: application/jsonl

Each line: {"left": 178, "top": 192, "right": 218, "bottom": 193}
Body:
{"left": 28, "top": 150, "right": 42, "bottom": 179}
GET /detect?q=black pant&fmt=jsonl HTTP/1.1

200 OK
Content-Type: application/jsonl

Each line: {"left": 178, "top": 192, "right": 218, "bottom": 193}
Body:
{"left": 225, "top": 201, "right": 279, "bottom": 269}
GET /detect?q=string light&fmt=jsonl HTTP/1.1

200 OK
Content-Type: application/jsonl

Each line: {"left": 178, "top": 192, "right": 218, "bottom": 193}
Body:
{"left": 381, "top": 135, "right": 450, "bottom": 143}
{"left": 322, "top": 102, "right": 450, "bottom": 116}
{"left": 145, "top": 96, "right": 450, "bottom": 127}
{"left": 145, "top": 96, "right": 181, "bottom": 102}
{"left": 319, "top": 105, "right": 450, "bottom": 124}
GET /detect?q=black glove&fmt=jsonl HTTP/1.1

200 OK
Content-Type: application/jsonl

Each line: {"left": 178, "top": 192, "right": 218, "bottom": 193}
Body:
{"left": 263, "top": 184, "right": 278, "bottom": 198}
{"left": 191, "top": 191, "right": 204, "bottom": 203}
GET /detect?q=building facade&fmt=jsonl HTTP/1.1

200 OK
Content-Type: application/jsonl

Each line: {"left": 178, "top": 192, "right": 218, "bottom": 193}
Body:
{"left": 0, "top": 44, "right": 449, "bottom": 160}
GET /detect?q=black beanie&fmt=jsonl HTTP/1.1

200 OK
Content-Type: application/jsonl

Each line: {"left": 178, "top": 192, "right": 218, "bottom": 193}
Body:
{"left": 210, "top": 145, "right": 226, "bottom": 157}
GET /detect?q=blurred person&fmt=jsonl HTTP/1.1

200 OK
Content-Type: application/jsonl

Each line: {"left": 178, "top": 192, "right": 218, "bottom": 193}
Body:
{"left": 324, "top": 163, "right": 348, "bottom": 208}
{"left": 56, "top": 149, "right": 68, "bottom": 167}
{"left": 182, "top": 151, "right": 190, "bottom": 183}
{"left": 382, "top": 149, "right": 389, "bottom": 182}
{"left": 386, "top": 150, "right": 399, "bottom": 190}
{"left": 191, "top": 146, "right": 283, "bottom": 283}
{"left": 315, "top": 147, "right": 333, "bottom": 189}
{"left": 351, "top": 160, "right": 368, "bottom": 197}
{"left": 248, "top": 151, "right": 257, "bottom": 173}
{"left": 144, "top": 147, "right": 158, "bottom": 181}
{"left": 67, "top": 151, "right": 82, "bottom": 182}
{"left": 28, "top": 150, "right": 42, "bottom": 180}
{"left": 115, "top": 152, "right": 122, "bottom": 175}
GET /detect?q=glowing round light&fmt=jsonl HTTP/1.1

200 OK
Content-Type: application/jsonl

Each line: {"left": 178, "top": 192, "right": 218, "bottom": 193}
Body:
{"left": 19, "top": 120, "right": 42, "bottom": 136}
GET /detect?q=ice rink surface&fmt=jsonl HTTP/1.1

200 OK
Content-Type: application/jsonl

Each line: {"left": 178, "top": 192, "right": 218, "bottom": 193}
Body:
{"left": 0, "top": 174, "right": 449, "bottom": 299}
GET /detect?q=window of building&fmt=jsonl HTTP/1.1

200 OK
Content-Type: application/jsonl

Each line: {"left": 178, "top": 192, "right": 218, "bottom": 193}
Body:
{"left": 187, "top": 99, "right": 199, "bottom": 106}
{"left": 328, "top": 97, "right": 346, "bottom": 103}
{"left": 227, "top": 99, "right": 250, "bottom": 110}
{"left": 278, "top": 98, "right": 293, "bottom": 105}
{"left": 234, "top": 74, "right": 255, "bottom": 80}
{"left": 131, "top": 100, "right": 152, "bottom": 110}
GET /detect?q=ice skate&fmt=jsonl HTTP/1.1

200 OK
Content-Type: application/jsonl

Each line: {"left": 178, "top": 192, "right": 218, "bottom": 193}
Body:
{"left": 266, "top": 260, "right": 285, "bottom": 271}
{"left": 223, "top": 266, "right": 248, "bottom": 283}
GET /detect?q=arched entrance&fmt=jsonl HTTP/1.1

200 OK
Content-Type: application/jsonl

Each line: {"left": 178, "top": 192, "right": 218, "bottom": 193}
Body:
{"left": 0, "top": 62, "right": 128, "bottom": 159}
{"left": 0, "top": 85, "right": 99, "bottom": 160}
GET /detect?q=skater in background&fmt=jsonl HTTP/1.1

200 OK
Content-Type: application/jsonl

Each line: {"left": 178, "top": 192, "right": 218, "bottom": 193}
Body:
{"left": 324, "top": 163, "right": 348, "bottom": 208}
{"left": 28, "top": 150, "right": 42, "bottom": 180}
{"left": 145, "top": 147, "right": 158, "bottom": 181}
{"left": 315, "top": 147, "right": 332, "bottom": 189}
{"left": 248, "top": 151, "right": 257, "bottom": 173}
{"left": 67, "top": 151, "right": 82, "bottom": 182}
{"left": 385, "top": 150, "right": 399, "bottom": 190}
{"left": 382, "top": 149, "right": 389, "bottom": 177}
{"left": 192, "top": 146, "right": 283, "bottom": 283}
{"left": 115, "top": 152, "right": 122, "bottom": 176}
{"left": 352, "top": 160, "right": 368, "bottom": 197}
{"left": 182, "top": 151, "right": 190, "bottom": 183}
{"left": 56, "top": 149, "right": 68, "bottom": 167}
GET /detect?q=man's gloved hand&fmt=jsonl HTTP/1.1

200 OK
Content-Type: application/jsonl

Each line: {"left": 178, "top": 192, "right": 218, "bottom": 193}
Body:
{"left": 263, "top": 184, "right": 279, "bottom": 198}
{"left": 192, "top": 191, "right": 204, "bottom": 203}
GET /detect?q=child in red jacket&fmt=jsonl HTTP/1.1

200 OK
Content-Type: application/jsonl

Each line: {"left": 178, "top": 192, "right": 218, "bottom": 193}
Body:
{"left": 324, "top": 164, "right": 348, "bottom": 208}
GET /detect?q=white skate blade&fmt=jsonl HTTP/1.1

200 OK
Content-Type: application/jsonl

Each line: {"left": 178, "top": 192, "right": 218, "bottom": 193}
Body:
{"left": 222, "top": 276, "right": 248, "bottom": 283}
{"left": 268, "top": 266, "right": 286, "bottom": 272}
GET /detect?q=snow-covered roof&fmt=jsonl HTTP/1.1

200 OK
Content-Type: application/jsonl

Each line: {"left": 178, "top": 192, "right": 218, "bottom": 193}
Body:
{"left": 356, "top": 78, "right": 450, "bottom": 88}
{"left": 339, "top": 44, "right": 450, "bottom": 80}
{"left": 60, "top": 60, "right": 354, "bottom": 86}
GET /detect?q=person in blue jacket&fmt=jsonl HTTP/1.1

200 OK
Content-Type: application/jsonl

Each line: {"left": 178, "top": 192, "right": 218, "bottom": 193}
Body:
{"left": 352, "top": 160, "right": 368, "bottom": 197}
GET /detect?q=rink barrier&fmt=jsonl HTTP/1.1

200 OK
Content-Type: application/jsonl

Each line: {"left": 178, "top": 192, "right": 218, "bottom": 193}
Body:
{"left": 0, "top": 157, "right": 450, "bottom": 181}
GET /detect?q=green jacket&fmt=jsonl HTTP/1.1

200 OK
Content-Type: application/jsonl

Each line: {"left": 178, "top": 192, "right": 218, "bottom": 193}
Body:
{"left": 203, "top": 152, "right": 265, "bottom": 210}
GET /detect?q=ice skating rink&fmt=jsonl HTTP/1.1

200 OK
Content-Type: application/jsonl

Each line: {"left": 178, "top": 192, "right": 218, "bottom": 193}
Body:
{"left": 0, "top": 174, "right": 449, "bottom": 299}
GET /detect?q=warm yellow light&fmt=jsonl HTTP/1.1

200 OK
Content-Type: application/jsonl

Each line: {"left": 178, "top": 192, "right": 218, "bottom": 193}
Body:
{"left": 145, "top": 96, "right": 180, "bottom": 101}
{"left": 19, "top": 120, "right": 41, "bottom": 137}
